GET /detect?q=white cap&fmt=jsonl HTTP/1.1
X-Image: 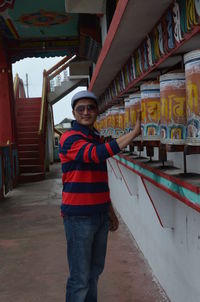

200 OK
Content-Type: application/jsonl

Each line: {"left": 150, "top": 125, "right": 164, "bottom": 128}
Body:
{"left": 71, "top": 90, "right": 98, "bottom": 109}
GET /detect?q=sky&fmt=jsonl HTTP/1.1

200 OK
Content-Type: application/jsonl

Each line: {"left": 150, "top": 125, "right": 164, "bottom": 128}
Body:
{"left": 12, "top": 57, "right": 86, "bottom": 125}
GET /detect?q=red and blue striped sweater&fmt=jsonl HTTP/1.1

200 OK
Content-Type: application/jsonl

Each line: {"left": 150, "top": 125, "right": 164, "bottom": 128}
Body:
{"left": 59, "top": 121, "right": 121, "bottom": 216}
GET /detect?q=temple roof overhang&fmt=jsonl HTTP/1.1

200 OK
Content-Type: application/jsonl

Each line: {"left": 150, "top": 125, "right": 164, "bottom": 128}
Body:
{"left": 0, "top": 0, "right": 102, "bottom": 63}
{"left": 89, "top": 0, "right": 173, "bottom": 97}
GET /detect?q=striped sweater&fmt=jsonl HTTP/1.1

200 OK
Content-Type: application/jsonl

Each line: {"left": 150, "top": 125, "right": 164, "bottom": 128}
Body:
{"left": 59, "top": 121, "right": 121, "bottom": 216}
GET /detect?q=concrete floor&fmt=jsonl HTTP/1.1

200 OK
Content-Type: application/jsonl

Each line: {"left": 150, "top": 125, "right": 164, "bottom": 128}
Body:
{"left": 0, "top": 163, "right": 169, "bottom": 302}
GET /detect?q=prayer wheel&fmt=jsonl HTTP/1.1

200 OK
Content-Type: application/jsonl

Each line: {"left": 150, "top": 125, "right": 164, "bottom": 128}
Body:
{"left": 124, "top": 98, "right": 131, "bottom": 133}
{"left": 140, "top": 83, "right": 160, "bottom": 140}
{"left": 129, "top": 93, "right": 141, "bottom": 141}
{"left": 160, "top": 72, "right": 186, "bottom": 144}
{"left": 106, "top": 109, "right": 112, "bottom": 137}
{"left": 184, "top": 50, "right": 200, "bottom": 145}
{"left": 129, "top": 93, "right": 141, "bottom": 130}
{"left": 110, "top": 107, "right": 117, "bottom": 137}
{"left": 111, "top": 107, "right": 119, "bottom": 138}
{"left": 118, "top": 107, "right": 125, "bottom": 137}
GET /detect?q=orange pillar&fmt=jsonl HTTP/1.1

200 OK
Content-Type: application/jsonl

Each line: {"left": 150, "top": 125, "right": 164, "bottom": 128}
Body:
{"left": 0, "top": 40, "right": 15, "bottom": 145}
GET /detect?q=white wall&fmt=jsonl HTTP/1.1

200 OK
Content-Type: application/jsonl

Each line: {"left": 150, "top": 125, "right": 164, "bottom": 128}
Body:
{"left": 108, "top": 157, "right": 200, "bottom": 302}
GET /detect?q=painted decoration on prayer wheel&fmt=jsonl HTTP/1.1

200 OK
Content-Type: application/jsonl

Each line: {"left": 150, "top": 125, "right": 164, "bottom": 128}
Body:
{"left": 99, "top": 113, "right": 106, "bottom": 137}
{"left": 110, "top": 107, "right": 118, "bottom": 137}
{"left": 160, "top": 73, "right": 186, "bottom": 144}
{"left": 184, "top": 50, "right": 200, "bottom": 145}
{"left": 140, "top": 83, "right": 160, "bottom": 140}
{"left": 94, "top": 118, "right": 99, "bottom": 132}
{"left": 118, "top": 107, "right": 125, "bottom": 137}
{"left": 124, "top": 98, "right": 131, "bottom": 133}
{"left": 112, "top": 106, "right": 124, "bottom": 138}
{"left": 129, "top": 93, "right": 141, "bottom": 141}
{"left": 105, "top": 109, "right": 112, "bottom": 137}
{"left": 129, "top": 93, "right": 141, "bottom": 130}
{"left": 111, "top": 107, "right": 120, "bottom": 138}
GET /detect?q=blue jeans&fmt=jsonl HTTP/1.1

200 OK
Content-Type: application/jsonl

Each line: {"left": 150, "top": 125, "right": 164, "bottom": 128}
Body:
{"left": 63, "top": 212, "right": 109, "bottom": 302}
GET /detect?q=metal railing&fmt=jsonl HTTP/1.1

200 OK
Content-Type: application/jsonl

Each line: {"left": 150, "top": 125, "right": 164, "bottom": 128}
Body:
{"left": 38, "top": 54, "right": 76, "bottom": 134}
{"left": 13, "top": 73, "right": 19, "bottom": 98}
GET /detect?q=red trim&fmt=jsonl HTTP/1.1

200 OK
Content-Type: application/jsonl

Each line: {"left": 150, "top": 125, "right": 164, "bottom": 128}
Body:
{"left": 119, "top": 154, "right": 200, "bottom": 194}
{"left": 112, "top": 157, "right": 200, "bottom": 214}
{"left": 141, "top": 177, "right": 164, "bottom": 228}
{"left": 89, "top": 0, "right": 129, "bottom": 90}
{"left": 116, "top": 161, "right": 132, "bottom": 196}
{"left": 107, "top": 158, "right": 118, "bottom": 179}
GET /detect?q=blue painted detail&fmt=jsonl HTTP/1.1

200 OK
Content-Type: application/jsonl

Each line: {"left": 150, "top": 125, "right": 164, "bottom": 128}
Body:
{"left": 143, "top": 42, "right": 148, "bottom": 70}
{"left": 166, "top": 10, "right": 174, "bottom": 49}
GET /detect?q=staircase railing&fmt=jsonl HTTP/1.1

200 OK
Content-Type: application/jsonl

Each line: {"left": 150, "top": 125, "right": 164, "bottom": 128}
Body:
{"left": 39, "top": 54, "right": 76, "bottom": 135}
{"left": 54, "top": 127, "right": 63, "bottom": 137}
{"left": 39, "top": 70, "right": 48, "bottom": 135}
{"left": 38, "top": 55, "right": 76, "bottom": 171}
{"left": 13, "top": 73, "right": 19, "bottom": 99}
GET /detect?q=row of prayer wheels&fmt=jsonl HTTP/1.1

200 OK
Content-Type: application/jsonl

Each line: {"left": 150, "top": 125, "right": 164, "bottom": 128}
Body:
{"left": 95, "top": 49, "right": 200, "bottom": 146}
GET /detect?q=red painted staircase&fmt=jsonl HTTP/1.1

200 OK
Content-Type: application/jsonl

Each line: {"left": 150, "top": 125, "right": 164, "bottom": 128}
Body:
{"left": 15, "top": 98, "right": 45, "bottom": 183}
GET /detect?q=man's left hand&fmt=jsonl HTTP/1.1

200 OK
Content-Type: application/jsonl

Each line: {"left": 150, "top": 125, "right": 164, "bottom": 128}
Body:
{"left": 109, "top": 205, "right": 119, "bottom": 232}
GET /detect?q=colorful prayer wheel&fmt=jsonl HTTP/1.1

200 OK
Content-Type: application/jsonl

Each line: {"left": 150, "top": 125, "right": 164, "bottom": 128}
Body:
{"left": 106, "top": 109, "right": 112, "bottom": 137}
{"left": 160, "top": 72, "right": 186, "bottom": 144}
{"left": 140, "top": 83, "right": 160, "bottom": 140}
{"left": 118, "top": 107, "right": 125, "bottom": 137}
{"left": 129, "top": 93, "right": 141, "bottom": 141}
{"left": 129, "top": 93, "right": 141, "bottom": 130}
{"left": 111, "top": 107, "right": 120, "bottom": 138}
{"left": 112, "top": 106, "right": 124, "bottom": 138}
{"left": 124, "top": 98, "right": 131, "bottom": 133}
{"left": 184, "top": 50, "right": 200, "bottom": 145}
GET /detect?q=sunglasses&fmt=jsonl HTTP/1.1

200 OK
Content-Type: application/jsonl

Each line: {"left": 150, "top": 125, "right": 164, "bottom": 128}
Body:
{"left": 75, "top": 104, "right": 97, "bottom": 114}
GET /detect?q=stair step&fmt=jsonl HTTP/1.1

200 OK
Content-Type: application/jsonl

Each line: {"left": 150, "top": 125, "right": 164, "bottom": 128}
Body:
{"left": 17, "top": 121, "right": 40, "bottom": 127}
{"left": 17, "top": 137, "right": 39, "bottom": 144}
{"left": 17, "top": 116, "right": 40, "bottom": 122}
{"left": 16, "top": 113, "right": 40, "bottom": 118}
{"left": 16, "top": 106, "right": 40, "bottom": 111}
{"left": 19, "top": 172, "right": 45, "bottom": 183}
{"left": 16, "top": 102, "right": 41, "bottom": 108}
{"left": 20, "top": 165, "right": 42, "bottom": 173}
{"left": 18, "top": 150, "right": 40, "bottom": 158}
{"left": 17, "top": 97, "right": 41, "bottom": 102}
{"left": 16, "top": 97, "right": 44, "bottom": 184}
{"left": 16, "top": 105, "right": 41, "bottom": 111}
{"left": 16, "top": 104, "right": 41, "bottom": 108}
{"left": 17, "top": 125, "right": 39, "bottom": 132}
{"left": 18, "top": 144, "right": 39, "bottom": 151}
{"left": 17, "top": 132, "right": 39, "bottom": 139}
{"left": 19, "top": 158, "right": 40, "bottom": 165}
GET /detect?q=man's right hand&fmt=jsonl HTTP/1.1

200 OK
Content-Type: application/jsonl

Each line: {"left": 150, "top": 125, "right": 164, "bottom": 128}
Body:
{"left": 133, "top": 111, "right": 141, "bottom": 137}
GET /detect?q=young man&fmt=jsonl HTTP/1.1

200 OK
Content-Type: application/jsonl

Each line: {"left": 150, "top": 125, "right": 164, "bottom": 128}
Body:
{"left": 59, "top": 90, "right": 141, "bottom": 302}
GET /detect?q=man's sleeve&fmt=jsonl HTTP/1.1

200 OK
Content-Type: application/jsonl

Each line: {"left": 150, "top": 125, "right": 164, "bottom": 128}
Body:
{"left": 59, "top": 132, "right": 120, "bottom": 163}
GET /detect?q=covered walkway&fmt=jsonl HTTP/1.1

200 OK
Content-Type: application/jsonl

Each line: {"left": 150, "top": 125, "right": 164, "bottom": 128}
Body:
{"left": 0, "top": 163, "right": 169, "bottom": 302}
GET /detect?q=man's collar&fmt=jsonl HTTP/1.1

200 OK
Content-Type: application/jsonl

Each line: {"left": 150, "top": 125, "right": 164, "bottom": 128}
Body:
{"left": 72, "top": 120, "right": 98, "bottom": 137}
